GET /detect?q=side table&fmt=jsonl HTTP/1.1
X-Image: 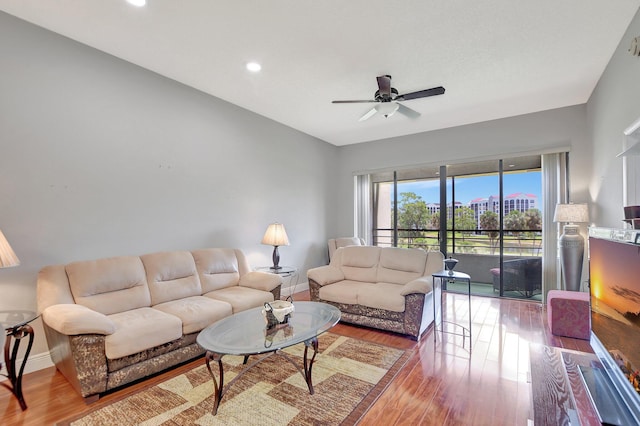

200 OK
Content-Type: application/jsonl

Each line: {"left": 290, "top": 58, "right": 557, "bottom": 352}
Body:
{"left": 256, "top": 266, "right": 299, "bottom": 298}
{"left": 432, "top": 270, "right": 472, "bottom": 351}
{"left": 1, "top": 310, "right": 38, "bottom": 410}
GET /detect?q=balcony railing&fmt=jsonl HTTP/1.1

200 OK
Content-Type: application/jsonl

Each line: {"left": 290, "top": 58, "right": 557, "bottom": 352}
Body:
{"left": 373, "top": 228, "right": 542, "bottom": 256}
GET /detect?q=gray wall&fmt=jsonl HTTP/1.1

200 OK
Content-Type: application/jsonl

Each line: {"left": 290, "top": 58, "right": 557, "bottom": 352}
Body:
{"left": 587, "top": 8, "right": 640, "bottom": 227}
{"left": 334, "top": 105, "right": 590, "bottom": 236}
{"left": 0, "top": 12, "right": 339, "bottom": 357}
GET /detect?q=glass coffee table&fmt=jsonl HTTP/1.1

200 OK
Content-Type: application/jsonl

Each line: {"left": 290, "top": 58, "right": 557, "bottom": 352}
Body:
{"left": 196, "top": 301, "right": 341, "bottom": 415}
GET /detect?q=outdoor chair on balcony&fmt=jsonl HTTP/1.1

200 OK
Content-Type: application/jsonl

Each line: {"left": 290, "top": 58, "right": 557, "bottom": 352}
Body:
{"left": 490, "top": 257, "right": 542, "bottom": 298}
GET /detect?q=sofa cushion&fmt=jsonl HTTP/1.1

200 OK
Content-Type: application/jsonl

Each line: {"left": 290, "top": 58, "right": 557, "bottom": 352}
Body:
{"left": 328, "top": 237, "right": 365, "bottom": 261}
{"left": 360, "top": 282, "right": 406, "bottom": 312}
{"left": 204, "top": 286, "right": 274, "bottom": 314}
{"left": 105, "top": 307, "right": 182, "bottom": 359}
{"left": 141, "top": 251, "right": 202, "bottom": 305}
{"left": 339, "top": 246, "right": 381, "bottom": 283}
{"left": 37, "top": 265, "right": 76, "bottom": 312}
{"left": 319, "top": 280, "right": 372, "bottom": 305}
{"left": 193, "top": 248, "right": 242, "bottom": 293}
{"left": 377, "top": 247, "right": 427, "bottom": 284}
{"left": 153, "top": 296, "right": 232, "bottom": 335}
{"left": 66, "top": 256, "right": 151, "bottom": 315}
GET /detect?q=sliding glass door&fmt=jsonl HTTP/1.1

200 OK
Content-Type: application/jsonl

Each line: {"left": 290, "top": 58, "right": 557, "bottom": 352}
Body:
{"left": 371, "top": 156, "right": 543, "bottom": 300}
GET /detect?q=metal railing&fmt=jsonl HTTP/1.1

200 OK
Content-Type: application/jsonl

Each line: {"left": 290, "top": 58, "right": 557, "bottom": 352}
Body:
{"left": 373, "top": 228, "right": 542, "bottom": 256}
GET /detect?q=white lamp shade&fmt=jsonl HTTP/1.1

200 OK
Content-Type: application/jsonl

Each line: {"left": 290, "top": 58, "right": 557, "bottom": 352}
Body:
{"left": 553, "top": 203, "right": 589, "bottom": 223}
{"left": 0, "top": 229, "right": 20, "bottom": 268}
{"left": 261, "top": 223, "right": 290, "bottom": 246}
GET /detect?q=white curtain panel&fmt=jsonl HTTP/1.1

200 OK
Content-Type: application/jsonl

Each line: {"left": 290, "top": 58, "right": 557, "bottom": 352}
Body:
{"left": 354, "top": 174, "right": 372, "bottom": 244}
{"left": 541, "top": 152, "right": 568, "bottom": 302}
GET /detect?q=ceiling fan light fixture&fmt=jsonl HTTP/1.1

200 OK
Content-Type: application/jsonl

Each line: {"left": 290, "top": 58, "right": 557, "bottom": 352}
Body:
{"left": 376, "top": 102, "right": 399, "bottom": 118}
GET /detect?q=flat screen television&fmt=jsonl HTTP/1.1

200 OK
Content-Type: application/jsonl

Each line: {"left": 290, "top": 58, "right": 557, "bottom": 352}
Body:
{"left": 586, "top": 227, "right": 640, "bottom": 425}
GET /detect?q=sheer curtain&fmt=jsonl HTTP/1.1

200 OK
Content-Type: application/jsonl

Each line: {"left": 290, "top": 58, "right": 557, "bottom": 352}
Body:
{"left": 541, "top": 152, "right": 568, "bottom": 302}
{"left": 354, "top": 174, "right": 372, "bottom": 244}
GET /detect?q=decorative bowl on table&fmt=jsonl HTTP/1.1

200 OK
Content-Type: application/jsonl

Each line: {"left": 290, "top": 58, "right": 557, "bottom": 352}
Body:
{"left": 262, "top": 300, "right": 295, "bottom": 329}
{"left": 444, "top": 257, "right": 458, "bottom": 276}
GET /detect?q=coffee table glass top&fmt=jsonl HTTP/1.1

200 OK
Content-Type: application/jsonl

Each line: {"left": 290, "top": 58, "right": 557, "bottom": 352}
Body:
{"left": 197, "top": 301, "right": 341, "bottom": 356}
{"left": 0, "top": 310, "right": 38, "bottom": 330}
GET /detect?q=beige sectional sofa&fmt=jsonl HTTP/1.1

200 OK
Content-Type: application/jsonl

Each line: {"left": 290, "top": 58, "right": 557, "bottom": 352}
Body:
{"left": 36, "top": 248, "right": 281, "bottom": 402}
{"left": 307, "top": 246, "right": 444, "bottom": 340}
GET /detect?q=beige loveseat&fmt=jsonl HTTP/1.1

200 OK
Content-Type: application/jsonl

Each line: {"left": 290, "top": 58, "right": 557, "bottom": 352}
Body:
{"left": 37, "top": 248, "right": 281, "bottom": 402}
{"left": 307, "top": 246, "right": 444, "bottom": 340}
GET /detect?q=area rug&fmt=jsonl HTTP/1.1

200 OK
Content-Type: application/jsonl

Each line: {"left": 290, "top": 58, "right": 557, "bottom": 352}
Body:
{"left": 58, "top": 333, "right": 410, "bottom": 426}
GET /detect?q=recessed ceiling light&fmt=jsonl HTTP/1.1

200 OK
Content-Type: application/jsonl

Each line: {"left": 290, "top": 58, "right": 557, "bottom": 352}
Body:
{"left": 127, "top": 0, "right": 146, "bottom": 7}
{"left": 246, "top": 62, "right": 262, "bottom": 72}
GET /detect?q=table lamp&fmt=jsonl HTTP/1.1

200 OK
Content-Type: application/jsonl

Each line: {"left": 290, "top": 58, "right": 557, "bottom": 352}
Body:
{"left": 553, "top": 203, "right": 589, "bottom": 292}
{"left": 0, "top": 229, "right": 20, "bottom": 268}
{"left": 261, "top": 223, "right": 289, "bottom": 270}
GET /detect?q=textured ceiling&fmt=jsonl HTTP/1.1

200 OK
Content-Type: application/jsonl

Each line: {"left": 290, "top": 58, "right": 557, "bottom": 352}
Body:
{"left": 1, "top": 0, "right": 639, "bottom": 146}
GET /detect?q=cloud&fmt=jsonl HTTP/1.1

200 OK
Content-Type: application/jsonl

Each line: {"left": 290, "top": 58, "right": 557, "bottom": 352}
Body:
{"left": 611, "top": 284, "right": 640, "bottom": 305}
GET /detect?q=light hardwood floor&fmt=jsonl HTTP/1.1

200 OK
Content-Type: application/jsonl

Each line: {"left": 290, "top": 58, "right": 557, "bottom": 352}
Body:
{"left": 1, "top": 291, "right": 591, "bottom": 425}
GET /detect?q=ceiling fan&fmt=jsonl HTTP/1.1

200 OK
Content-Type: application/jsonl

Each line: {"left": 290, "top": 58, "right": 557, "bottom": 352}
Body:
{"left": 332, "top": 75, "right": 445, "bottom": 121}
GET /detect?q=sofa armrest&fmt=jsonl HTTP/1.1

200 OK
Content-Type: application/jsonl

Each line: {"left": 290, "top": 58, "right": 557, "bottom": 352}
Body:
{"left": 401, "top": 276, "right": 434, "bottom": 296}
{"left": 307, "top": 265, "right": 344, "bottom": 286}
{"left": 239, "top": 271, "right": 282, "bottom": 292}
{"left": 42, "top": 304, "right": 116, "bottom": 336}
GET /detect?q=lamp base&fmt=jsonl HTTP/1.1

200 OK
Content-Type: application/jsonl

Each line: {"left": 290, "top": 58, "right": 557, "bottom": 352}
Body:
{"left": 271, "top": 246, "right": 281, "bottom": 270}
{"left": 559, "top": 224, "right": 585, "bottom": 292}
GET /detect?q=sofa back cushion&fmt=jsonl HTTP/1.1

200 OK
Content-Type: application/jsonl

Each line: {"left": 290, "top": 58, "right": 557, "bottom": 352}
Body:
{"left": 192, "top": 248, "right": 246, "bottom": 293}
{"left": 37, "top": 265, "right": 77, "bottom": 313}
{"left": 141, "top": 251, "right": 202, "bottom": 305}
{"left": 66, "top": 256, "right": 151, "bottom": 315}
{"left": 336, "top": 246, "right": 381, "bottom": 282}
{"left": 377, "top": 247, "right": 427, "bottom": 284}
{"left": 328, "top": 237, "right": 365, "bottom": 260}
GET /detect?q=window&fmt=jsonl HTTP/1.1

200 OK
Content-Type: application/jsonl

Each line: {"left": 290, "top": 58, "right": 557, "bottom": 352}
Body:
{"left": 370, "top": 155, "right": 545, "bottom": 300}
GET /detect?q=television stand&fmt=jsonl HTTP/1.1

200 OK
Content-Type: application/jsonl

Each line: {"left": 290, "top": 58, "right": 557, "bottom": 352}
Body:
{"left": 578, "top": 364, "right": 637, "bottom": 426}
{"left": 529, "top": 344, "right": 601, "bottom": 425}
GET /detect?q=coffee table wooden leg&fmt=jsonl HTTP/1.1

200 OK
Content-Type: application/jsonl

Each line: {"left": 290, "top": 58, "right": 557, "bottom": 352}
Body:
{"left": 204, "top": 351, "right": 224, "bottom": 415}
{"left": 303, "top": 337, "right": 319, "bottom": 395}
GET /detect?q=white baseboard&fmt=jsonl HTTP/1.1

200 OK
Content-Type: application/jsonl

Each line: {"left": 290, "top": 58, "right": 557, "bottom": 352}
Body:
{"left": 0, "top": 350, "right": 54, "bottom": 381}
{"left": 281, "top": 280, "right": 309, "bottom": 298}
{"left": 26, "top": 350, "right": 55, "bottom": 372}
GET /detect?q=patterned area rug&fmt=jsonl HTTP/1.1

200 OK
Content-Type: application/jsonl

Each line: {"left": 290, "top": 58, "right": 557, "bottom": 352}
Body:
{"left": 58, "top": 333, "right": 409, "bottom": 426}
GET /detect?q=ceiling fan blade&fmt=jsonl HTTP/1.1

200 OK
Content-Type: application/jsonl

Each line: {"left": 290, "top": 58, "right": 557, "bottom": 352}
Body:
{"left": 397, "top": 86, "right": 445, "bottom": 101}
{"left": 359, "top": 107, "right": 378, "bottom": 122}
{"left": 397, "top": 103, "right": 421, "bottom": 119}
{"left": 332, "top": 100, "right": 377, "bottom": 104}
{"left": 376, "top": 75, "right": 392, "bottom": 98}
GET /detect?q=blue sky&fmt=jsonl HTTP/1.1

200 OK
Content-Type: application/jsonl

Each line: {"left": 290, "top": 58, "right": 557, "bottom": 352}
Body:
{"left": 393, "top": 171, "right": 542, "bottom": 207}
